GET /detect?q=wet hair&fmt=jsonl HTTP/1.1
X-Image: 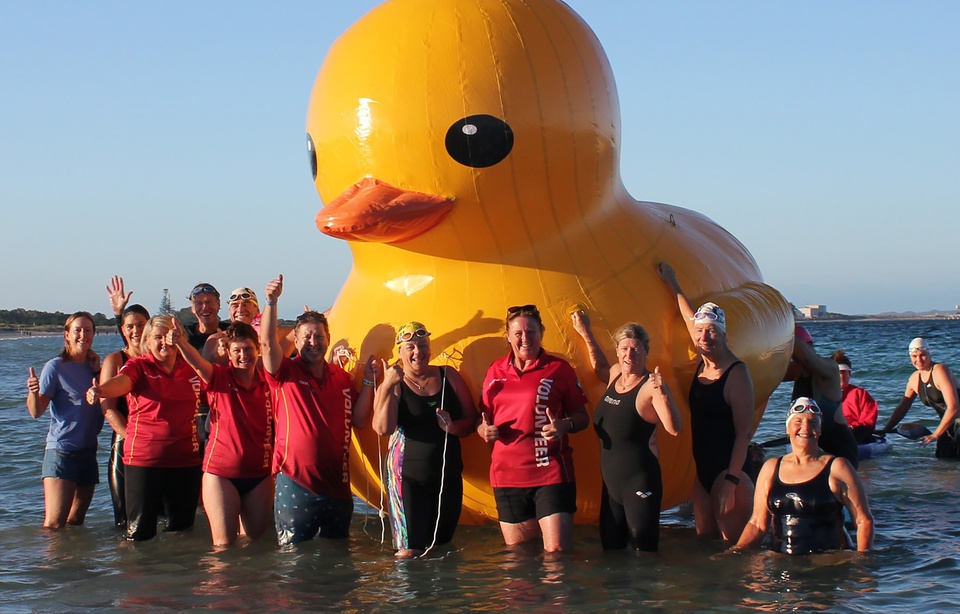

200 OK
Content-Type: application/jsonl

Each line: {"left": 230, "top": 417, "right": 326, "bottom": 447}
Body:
{"left": 60, "top": 311, "right": 96, "bottom": 361}
{"left": 224, "top": 321, "right": 258, "bottom": 347}
{"left": 122, "top": 304, "right": 150, "bottom": 321}
{"left": 294, "top": 311, "right": 330, "bottom": 337}
{"left": 612, "top": 322, "right": 650, "bottom": 352}
{"left": 139, "top": 315, "right": 175, "bottom": 355}
{"left": 505, "top": 304, "right": 545, "bottom": 332}
{"left": 832, "top": 349, "right": 851, "bottom": 369}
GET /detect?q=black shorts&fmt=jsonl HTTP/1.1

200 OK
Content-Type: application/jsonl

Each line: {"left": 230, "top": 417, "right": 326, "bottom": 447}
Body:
{"left": 493, "top": 482, "right": 577, "bottom": 524}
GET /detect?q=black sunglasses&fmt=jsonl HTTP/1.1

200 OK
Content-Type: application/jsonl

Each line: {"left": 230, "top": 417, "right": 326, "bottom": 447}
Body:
{"left": 188, "top": 284, "right": 219, "bottom": 299}
{"left": 507, "top": 304, "right": 539, "bottom": 317}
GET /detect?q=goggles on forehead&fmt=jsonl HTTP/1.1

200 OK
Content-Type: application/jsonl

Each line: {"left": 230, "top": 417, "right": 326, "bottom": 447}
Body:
{"left": 788, "top": 399, "right": 821, "bottom": 416}
{"left": 229, "top": 291, "right": 255, "bottom": 302}
{"left": 397, "top": 328, "right": 429, "bottom": 344}
{"left": 693, "top": 310, "right": 722, "bottom": 322}
{"left": 189, "top": 284, "right": 218, "bottom": 299}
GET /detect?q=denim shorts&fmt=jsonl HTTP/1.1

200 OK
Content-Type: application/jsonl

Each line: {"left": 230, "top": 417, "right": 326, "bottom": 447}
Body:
{"left": 42, "top": 448, "right": 99, "bottom": 486}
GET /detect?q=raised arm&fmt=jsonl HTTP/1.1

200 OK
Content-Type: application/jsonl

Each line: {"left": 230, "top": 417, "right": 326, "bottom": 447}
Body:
{"left": 372, "top": 359, "right": 403, "bottom": 436}
{"left": 25, "top": 366, "right": 51, "bottom": 418}
{"left": 571, "top": 310, "right": 612, "bottom": 384}
{"left": 259, "top": 275, "right": 284, "bottom": 376}
{"left": 351, "top": 355, "right": 381, "bottom": 429}
{"left": 646, "top": 366, "right": 682, "bottom": 436}
{"left": 656, "top": 261, "right": 697, "bottom": 344}
{"left": 792, "top": 341, "right": 842, "bottom": 405}
{"left": 172, "top": 318, "right": 214, "bottom": 383}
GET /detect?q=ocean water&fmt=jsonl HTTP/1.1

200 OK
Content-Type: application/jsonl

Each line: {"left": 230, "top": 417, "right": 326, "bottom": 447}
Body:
{"left": 1, "top": 320, "right": 958, "bottom": 612}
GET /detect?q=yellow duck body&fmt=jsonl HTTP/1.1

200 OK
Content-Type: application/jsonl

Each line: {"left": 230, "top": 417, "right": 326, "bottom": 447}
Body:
{"left": 306, "top": 0, "right": 793, "bottom": 523}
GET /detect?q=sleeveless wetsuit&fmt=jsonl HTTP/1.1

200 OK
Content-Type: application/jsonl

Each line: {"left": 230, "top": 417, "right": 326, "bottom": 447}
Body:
{"left": 768, "top": 456, "right": 848, "bottom": 554}
{"left": 593, "top": 373, "right": 663, "bottom": 551}
{"left": 918, "top": 368, "right": 960, "bottom": 459}
{"left": 386, "top": 367, "right": 464, "bottom": 552}
{"left": 793, "top": 375, "right": 859, "bottom": 469}
{"left": 689, "top": 361, "right": 744, "bottom": 492}
{"left": 107, "top": 350, "right": 131, "bottom": 528}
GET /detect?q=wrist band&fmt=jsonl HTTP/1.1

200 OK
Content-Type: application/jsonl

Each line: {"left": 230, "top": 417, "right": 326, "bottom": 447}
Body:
{"left": 723, "top": 473, "right": 740, "bottom": 485}
{"left": 266, "top": 301, "right": 276, "bottom": 307}
{"left": 362, "top": 378, "right": 375, "bottom": 387}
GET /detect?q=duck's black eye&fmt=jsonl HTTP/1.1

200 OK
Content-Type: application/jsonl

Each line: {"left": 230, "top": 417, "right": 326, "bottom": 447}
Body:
{"left": 445, "top": 115, "right": 513, "bottom": 168}
{"left": 306, "top": 133, "right": 317, "bottom": 181}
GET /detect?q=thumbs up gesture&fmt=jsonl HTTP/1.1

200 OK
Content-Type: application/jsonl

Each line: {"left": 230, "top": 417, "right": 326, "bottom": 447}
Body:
{"left": 26, "top": 367, "right": 40, "bottom": 395}
{"left": 478, "top": 412, "right": 499, "bottom": 442}
{"left": 541, "top": 407, "right": 565, "bottom": 440}
{"left": 86, "top": 380, "right": 103, "bottom": 405}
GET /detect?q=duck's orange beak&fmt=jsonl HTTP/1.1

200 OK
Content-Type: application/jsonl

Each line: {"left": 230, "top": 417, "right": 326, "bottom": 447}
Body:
{"left": 316, "top": 177, "right": 454, "bottom": 244}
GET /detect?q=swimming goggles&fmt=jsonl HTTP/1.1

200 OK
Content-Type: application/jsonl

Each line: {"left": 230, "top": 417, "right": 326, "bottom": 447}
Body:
{"left": 693, "top": 310, "right": 722, "bottom": 321}
{"left": 229, "top": 291, "right": 255, "bottom": 302}
{"left": 189, "top": 284, "right": 219, "bottom": 299}
{"left": 788, "top": 399, "right": 821, "bottom": 416}
{"left": 397, "top": 328, "right": 429, "bottom": 343}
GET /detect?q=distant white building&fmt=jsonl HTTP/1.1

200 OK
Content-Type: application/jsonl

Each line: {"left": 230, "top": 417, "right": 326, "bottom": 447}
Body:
{"left": 798, "top": 304, "right": 827, "bottom": 319}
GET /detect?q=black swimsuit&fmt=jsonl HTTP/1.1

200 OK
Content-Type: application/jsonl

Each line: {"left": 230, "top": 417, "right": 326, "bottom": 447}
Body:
{"left": 593, "top": 374, "right": 663, "bottom": 551}
{"left": 918, "top": 368, "right": 960, "bottom": 459}
{"left": 768, "top": 456, "right": 848, "bottom": 554}
{"left": 689, "top": 361, "right": 743, "bottom": 492}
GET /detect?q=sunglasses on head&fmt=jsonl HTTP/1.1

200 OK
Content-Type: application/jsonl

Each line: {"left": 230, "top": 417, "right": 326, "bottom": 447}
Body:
{"left": 507, "top": 304, "right": 539, "bottom": 317}
{"left": 397, "top": 328, "right": 429, "bottom": 343}
{"left": 229, "top": 292, "right": 254, "bottom": 302}
{"left": 788, "top": 401, "right": 821, "bottom": 416}
{"left": 189, "top": 284, "right": 218, "bottom": 299}
{"left": 693, "top": 310, "right": 721, "bottom": 321}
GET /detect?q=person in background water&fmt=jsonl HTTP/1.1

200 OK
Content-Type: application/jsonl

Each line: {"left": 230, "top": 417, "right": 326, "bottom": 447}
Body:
{"left": 832, "top": 350, "right": 879, "bottom": 444}
{"left": 259, "top": 275, "right": 380, "bottom": 545}
{"left": 572, "top": 311, "right": 682, "bottom": 552}
{"left": 477, "top": 304, "right": 589, "bottom": 553}
{"left": 25, "top": 312, "right": 104, "bottom": 529}
{"left": 87, "top": 315, "right": 202, "bottom": 541}
{"left": 174, "top": 320, "right": 274, "bottom": 547}
{"left": 101, "top": 275, "right": 150, "bottom": 528}
{"left": 784, "top": 326, "right": 859, "bottom": 469}
{"left": 881, "top": 337, "right": 960, "bottom": 458}
{"left": 657, "top": 262, "right": 755, "bottom": 542}
{"left": 733, "top": 397, "right": 874, "bottom": 554}
{"left": 373, "top": 321, "right": 477, "bottom": 558}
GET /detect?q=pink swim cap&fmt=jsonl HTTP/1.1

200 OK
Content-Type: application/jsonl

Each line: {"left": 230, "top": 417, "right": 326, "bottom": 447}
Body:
{"left": 795, "top": 325, "right": 813, "bottom": 344}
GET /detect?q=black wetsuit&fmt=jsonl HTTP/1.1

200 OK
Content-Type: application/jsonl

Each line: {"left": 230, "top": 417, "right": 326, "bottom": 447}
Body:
{"left": 918, "top": 369, "right": 960, "bottom": 459}
{"left": 388, "top": 368, "right": 464, "bottom": 551}
{"left": 107, "top": 351, "right": 131, "bottom": 528}
{"left": 593, "top": 374, "right": 663, "bottom": 551}
{"left": 689, "top": 361, "right": 746, "bottom": 492}
{"left": 768, "top": 456, "right": 848, "bottom": 554}
{"left": 792, "top": 376, "right": 859, "bottom": 469}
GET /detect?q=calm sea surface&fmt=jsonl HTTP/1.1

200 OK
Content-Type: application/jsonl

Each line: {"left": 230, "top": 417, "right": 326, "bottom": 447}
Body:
{"left": 1, "top": 320, "right": 959, "bottom": 612}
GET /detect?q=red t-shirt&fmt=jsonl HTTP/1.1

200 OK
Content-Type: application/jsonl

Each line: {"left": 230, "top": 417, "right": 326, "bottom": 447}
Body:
{"left": 841, "top": 385, "right": 879, "bottom": 431}
{"left": 480, "top": 351, "right": 587, "bottom": 488}
{"left": 120, "top": 354, "right": 201, "bottom": 468}
{"left": 203, "top": 364, "right": 273, "bottom": 478}
{"left": 265, "top": 357, "right": 358, "bottom": 498}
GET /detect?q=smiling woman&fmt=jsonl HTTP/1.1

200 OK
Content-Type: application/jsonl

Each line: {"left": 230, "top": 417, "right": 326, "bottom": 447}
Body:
{"left": 25, "top": 311, "right": 105, "bottom": 530}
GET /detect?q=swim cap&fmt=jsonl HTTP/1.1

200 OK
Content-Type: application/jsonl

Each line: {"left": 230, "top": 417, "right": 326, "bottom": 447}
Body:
{"left": 794, "top": 325, "right": 813, "bottom": 344}
{"left": 692, "top": 302, "right": 725, "bottom": 332}
{"left": 396, "top": 321, "right": 430, "bottom": 345}
{"left": 909, "top": 337, "right": 928, "bottom": 353}
{"left": 786, "top": 396, "right": 822, "bottom": 426}
{"left": 837, "top": 363, "right": 851, "bottom": 372}
{"left": 228, "top": 287, "right": 259, "bottom": 308}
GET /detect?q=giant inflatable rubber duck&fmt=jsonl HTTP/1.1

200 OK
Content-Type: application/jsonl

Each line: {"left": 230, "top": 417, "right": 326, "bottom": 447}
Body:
{"left": 306, "top": 0, "right": 793, "bottom": 524}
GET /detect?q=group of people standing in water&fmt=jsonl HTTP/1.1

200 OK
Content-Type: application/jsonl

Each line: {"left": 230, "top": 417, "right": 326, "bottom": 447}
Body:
{"left": 24, "top": 264, "right": 960, "bottom": 556}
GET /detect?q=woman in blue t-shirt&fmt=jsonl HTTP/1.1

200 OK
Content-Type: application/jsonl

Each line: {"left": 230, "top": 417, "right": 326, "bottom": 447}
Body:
{"left": 25, "top": 311, "right": 105, "bottom": 529}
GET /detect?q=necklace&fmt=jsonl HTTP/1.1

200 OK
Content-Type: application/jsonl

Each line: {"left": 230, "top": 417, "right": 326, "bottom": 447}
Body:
{"left": 616, "top": 371, "right": 648, "bottom": 392}
{"left": 404, "top": 372, "right": 431, "bottom": 391}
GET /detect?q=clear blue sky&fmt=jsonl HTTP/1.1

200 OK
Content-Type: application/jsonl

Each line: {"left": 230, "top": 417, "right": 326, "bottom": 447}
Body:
{"left": 2, "top": 1, "right": 958, "bottom": 317}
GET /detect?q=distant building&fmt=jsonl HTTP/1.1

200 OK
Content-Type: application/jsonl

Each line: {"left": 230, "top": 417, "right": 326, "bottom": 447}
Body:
{"left": 798, "top": 304, "right": 827, "bottom": 319}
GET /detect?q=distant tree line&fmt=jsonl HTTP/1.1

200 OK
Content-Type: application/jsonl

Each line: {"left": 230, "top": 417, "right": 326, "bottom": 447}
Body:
{"left": 0, "top": 307, "right": 199, "bottom": 331}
